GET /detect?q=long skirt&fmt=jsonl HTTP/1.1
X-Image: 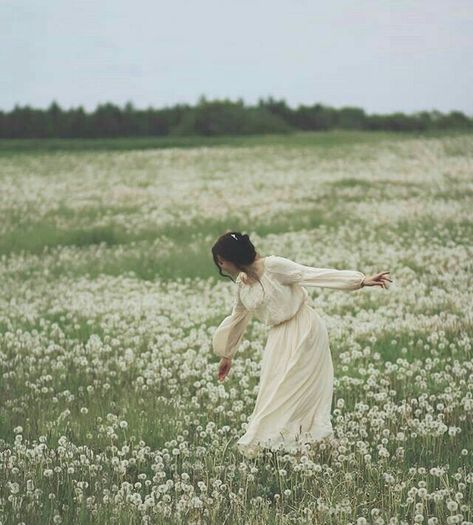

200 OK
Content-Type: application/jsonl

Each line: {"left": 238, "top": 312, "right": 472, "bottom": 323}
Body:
{"left": 236, "top": 300, "right": 335, "bottom": 458}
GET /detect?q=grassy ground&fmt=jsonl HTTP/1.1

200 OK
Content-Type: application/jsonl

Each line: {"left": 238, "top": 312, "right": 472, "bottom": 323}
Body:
{"left": 0, "top": 130, "right": 472, "bottom": 524}
{"left": 0, "top": 129, "right": 468, "bottom": 154}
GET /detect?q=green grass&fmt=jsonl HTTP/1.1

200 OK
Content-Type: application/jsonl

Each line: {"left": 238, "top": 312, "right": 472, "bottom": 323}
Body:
{"left": 3, "top": 210, "right": 472, "bottom": 285}
{"left": 0, "top": 129, "right": 470, "bottom": 155}
{"left": 0, "top": 204, "right": 351, "bottom": 261}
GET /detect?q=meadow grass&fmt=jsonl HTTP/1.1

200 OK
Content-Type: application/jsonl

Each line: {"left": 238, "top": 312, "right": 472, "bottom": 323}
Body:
{"left": 0, "top": 131, "right": 472, "bottom": 524}
{"left": 0, "top": 129, "right": 435, "bottom": 154}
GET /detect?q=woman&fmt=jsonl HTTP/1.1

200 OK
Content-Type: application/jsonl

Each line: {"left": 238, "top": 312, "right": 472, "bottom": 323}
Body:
{"left": 211, "top": 231, "right": 391, "bottom": 459}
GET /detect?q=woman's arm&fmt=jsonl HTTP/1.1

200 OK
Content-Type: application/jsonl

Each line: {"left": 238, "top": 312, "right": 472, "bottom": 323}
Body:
{"left": 268, "top": 255, "right": 366, "bottom": 290}
{"left": 212, "top": 291, "right": 252, "bottom": 359}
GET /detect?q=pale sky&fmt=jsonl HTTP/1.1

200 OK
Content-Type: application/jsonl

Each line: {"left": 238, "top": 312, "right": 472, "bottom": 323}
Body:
{"left": 1, "top": 0, "right": 472, "bottom": 114}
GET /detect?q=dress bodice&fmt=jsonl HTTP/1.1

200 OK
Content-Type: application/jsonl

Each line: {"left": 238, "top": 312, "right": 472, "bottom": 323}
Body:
{"left": 236, "top": 255, "right": 309, "bottom": 327}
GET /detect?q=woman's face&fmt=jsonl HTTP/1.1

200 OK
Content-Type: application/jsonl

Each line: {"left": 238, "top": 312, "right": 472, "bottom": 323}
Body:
{"left": 216, "top": 255, "right": 239, "bottom": 275}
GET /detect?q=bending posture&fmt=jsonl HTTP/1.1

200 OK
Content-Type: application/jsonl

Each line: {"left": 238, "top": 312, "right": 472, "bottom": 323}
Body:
{"left": 211, "top": 231, "right": 391, "bottom": 459}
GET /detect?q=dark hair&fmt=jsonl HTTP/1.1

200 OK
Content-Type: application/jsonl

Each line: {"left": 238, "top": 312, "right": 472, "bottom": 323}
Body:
{"left": 211, "top": 231, "right": 265, "bottom": 294}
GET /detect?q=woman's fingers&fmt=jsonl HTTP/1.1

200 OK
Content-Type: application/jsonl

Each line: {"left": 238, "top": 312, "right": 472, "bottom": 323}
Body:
{"left": 378, "top": 273, "right": 392, "bottom": 283}
{"left": 364, "top": 274, "right": 391, "bottom": 288}
{"left": 373, "top": 277, "right": 389, "bottom": 288}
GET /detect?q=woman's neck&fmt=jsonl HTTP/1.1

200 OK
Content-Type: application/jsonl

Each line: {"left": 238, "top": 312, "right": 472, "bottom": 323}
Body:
{"left": 240, "top": 255, "right": 265, "bottom": 281}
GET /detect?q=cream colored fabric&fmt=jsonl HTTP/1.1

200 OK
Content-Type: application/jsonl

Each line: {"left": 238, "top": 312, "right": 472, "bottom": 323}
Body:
{"left": 212, "top": 255, "right": 365, "bottom": 458}
{"left": 211, "top": 292, "right": 253, "bottom": 360}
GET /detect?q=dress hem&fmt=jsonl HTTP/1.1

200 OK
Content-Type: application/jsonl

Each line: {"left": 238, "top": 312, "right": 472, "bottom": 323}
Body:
{"left": 236, "top": 427, "right": 335, "bottom": 459}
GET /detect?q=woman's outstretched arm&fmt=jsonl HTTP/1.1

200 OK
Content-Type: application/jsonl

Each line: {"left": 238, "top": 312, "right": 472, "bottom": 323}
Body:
{"left": 267, "top": 255, "right": 391, "bottom": 290}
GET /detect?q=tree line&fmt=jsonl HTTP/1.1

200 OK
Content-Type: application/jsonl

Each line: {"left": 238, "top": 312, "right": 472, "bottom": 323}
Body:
{"left": 1, "top": 96, "right": 471, "bottom": 139}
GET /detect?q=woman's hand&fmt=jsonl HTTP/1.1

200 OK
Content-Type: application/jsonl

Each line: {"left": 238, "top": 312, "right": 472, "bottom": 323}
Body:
{"left": 218, "top": 357, "right": 232, "bottom": 382}
{"left": 362, "top": 271, "right": 392, "bottom": 289}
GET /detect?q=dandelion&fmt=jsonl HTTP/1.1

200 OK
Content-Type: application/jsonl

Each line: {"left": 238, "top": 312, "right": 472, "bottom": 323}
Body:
{"left": 8, "top": 482, "right": 19, "bottom": 494}
{"left": 446, "top": 500, "right": 458, "bottom": 512}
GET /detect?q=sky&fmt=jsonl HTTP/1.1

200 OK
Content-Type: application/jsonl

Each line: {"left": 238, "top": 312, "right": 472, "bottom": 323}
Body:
{"left": 1, "top": 0, "right": 472, "bottom": 115}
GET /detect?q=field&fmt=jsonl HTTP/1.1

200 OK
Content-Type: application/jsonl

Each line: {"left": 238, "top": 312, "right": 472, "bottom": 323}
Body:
{"left": 0, "top": 131, "right": 472, "bottom": 524}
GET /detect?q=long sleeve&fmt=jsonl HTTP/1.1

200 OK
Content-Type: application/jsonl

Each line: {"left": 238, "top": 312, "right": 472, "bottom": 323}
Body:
{"left": 268, "top": 255, "right": 365, "bottom": 291}
{"left": 212, "top": 289, "right": 252, "bottom": 359}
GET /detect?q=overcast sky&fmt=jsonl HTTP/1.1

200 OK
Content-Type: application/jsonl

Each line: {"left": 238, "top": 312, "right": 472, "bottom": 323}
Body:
{"left": 1, "top": 0, "right": 472, "bottom": 114}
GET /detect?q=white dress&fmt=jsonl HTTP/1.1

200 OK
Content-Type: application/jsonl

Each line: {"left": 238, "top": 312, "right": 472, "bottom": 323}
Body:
{"left": 212, "top": 255, "right": 365, "bottom": 459}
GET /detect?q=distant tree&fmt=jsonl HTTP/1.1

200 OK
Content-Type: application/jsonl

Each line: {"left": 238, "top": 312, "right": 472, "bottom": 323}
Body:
{"left": 46, "top": 100, "right": 64, "bottom": 137}
{"left": 258, "top": 96, "right": 293, "bottom": 122}
{"left": 292, "top": 103, "right": 337, "bottom": 131}
{"left": 171, "top": 99, "right": 292, "bottom": 136}
{"left": 64, "top": 106, "right": 88, "bottom": 138}
{"left": 337, "top": 106, "right": 366, "bottom": 129}
{"left": 438, "top": 111, "right": 472, "bottom": 130}
{"left": 90, "top": 103, "right": 124, "bottom": 138}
